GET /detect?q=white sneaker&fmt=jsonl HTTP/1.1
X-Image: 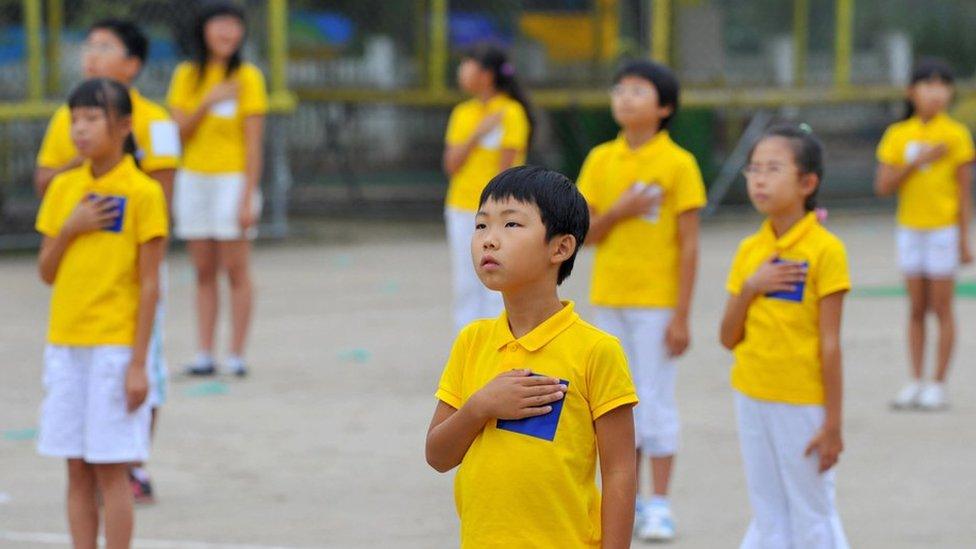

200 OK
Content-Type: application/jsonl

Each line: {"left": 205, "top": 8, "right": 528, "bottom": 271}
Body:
{"left": 637, "top": 503, "right": 675, "bottom": 542}
{"left": 917, "top": 383, "right": 947, "bottom": 410}
{"left": 891, "top": 381, "right": 922, "bottom": 409}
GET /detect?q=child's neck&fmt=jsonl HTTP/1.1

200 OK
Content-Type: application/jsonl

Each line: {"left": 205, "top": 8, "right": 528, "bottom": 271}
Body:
{"left": 917, "top": 110, "right": 941, "bottom": 123}
{"left": 622, "top": 123, "right": 661, "bottom": 150}
{"left": 89, "top": 150, "right": 125, "bottom": 179}
{"left": 502, "top": 282, "right": 564, "bottom": 339}
{"left": 477, "top": 88, "right": 499, "bottom": 104}
{"left": 768, "top": 205, "right": 808, "bottom": 237}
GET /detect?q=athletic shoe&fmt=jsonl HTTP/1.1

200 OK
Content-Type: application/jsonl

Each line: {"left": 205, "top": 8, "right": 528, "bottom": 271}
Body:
{"left": 129, "top": 468, "right": 155, "bottom": 505}
{"left": 184, "top": 362, "right": 217, "bottom": 376}
{"left": 891, "top": 381, "right": 922, "bottom": 410}
{"left": 637, "top": 502, "right": 675, "bottom": 542}
{"left": 917, "top": 383, "right": 947, "bottom": 411}
{"left": 227, "top": 363, "right": 248, "bottom": 378}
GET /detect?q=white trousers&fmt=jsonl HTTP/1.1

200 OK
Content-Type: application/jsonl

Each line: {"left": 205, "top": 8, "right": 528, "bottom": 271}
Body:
{"left": 736, "top": 392, "right": 849, "bottom": 549}
{"left": 445, "top": 208, "right": 503, "bottom": 333}
{"left": 594, "top": 307, "right": 679, "bottom": 456}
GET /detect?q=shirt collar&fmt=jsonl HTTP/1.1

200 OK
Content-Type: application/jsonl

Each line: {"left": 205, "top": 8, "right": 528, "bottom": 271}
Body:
{"left": 612, "top": 130, "right": 671, "bottom": 158}
{"left": 489, "top": 301, "right": 579, "bottom": 352}
{"left": 760, "top": 211, "right": 818, "bottom": 251}
{"left": 82, "top": 155, "right": 137, "bottom": 186}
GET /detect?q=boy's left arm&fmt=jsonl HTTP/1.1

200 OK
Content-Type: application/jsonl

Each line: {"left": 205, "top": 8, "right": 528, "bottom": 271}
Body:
{"left": 956, "top": 162, "right": 973, "bottom": 265}
{"left": 595, "top": 404, "right": 637, "bottom": 549}
{"left": 666, "top": 208, "right": 701, "bottom": 357}
{"left": 126, "top": 236, "right": 165, "bottom": 412}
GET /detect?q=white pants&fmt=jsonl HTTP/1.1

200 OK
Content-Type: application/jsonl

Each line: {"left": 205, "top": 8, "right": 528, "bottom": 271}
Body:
{"left": 735, "top": 392, "right": 849, "bottom": 549}
{"left": 594, "top": 307, "right": 679, "bottom": 456}
{"left": 897, "top": 225, "right": 959, "bottom": 278}
{"left": 174, "top": 169, "right": 262, "bottom": 241}
{"left": 446, "top": 208, "right": 503, "bottom": 332}
{"left": 38, "top": 346, "right": 151, "bottom": 464}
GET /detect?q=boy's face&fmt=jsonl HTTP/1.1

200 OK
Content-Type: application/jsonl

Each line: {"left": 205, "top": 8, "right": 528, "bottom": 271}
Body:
{"left": 745, "top": 137, "right": 816, "bottom": 216}
{"left": 610, "top": 75, "right": 672, "bottom": 130}
{"left": 83, "top": 29, "right": 140, "bottom": 84}
{"left": 472, "top": 197, "right": 574, "bottom": 292}
{"left": 909, "top": 78, "right": 952, "bottom": 118}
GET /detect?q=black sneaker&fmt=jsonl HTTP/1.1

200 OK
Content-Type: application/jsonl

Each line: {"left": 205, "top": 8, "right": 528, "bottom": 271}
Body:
{"left": 184, "top": 362, "right": 217, "bottom": 376}
{"left": 228, "top": 363, "right": 248, "bottom": 378}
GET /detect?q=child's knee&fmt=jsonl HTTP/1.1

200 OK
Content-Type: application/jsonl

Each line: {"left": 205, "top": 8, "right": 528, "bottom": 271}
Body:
{"left": 67, "top": 459, "right": 94, "bottom": 482}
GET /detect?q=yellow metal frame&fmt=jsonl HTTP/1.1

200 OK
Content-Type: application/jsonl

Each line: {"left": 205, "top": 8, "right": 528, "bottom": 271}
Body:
{"left": 793, "top": 0, "right": 809, "bottom": 86}
{"left": 835, "top": 0, "right": 853, "bottom": 86}
{"left": 651, "top": 0, "right": 671, "bottom": 64}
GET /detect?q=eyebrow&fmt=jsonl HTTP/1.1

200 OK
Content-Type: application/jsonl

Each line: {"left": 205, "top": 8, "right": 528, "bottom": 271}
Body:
{"left": 475, "top": 208, "right": 526, "bottom": 217}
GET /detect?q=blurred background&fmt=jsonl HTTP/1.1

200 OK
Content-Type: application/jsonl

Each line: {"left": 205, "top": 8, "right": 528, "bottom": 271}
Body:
{"left": 3, "top": 0, "right": 976, "bottom": 247}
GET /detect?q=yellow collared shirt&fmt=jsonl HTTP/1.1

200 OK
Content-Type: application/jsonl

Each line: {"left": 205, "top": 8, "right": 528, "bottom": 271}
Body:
{"left": 577, "top": 131, "right": 706, "bottom": 308}
{"left": 436, "top": 301, "right": 637, "bottom": 549}
{"left": 166, "top": 61, "right": 268, "bottom": 174}
{"left": 876, "top": 112, "right": 975, "bottom": 229}
{"left": 725, "top": 213, "right": 850, "bottom": 405}
{"left": 37, "top": 88, "right": 181, "bottom": 175}
{"left": 36, "top": 156, "right": 169, "bottom": 346}
{"left": 444, "top": 94, "right": 530, "bottom": 212}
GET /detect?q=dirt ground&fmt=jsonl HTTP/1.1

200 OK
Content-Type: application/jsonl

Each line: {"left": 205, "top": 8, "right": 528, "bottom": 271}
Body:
{"left": 1, "top": 211, "right": 974, "bottom": 548}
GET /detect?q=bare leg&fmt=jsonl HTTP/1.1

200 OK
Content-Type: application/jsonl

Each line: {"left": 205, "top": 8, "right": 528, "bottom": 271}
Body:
{"left": 66, "top": 459, "right": 98, "bottom": 549}
{"left": 650, "top": 455, "right": 674, "bottom": 496}
{"left": 929, "top": 278, "right": 956, "bottom": 383}
{"left": 218, "top": 240, "right": 254, "bottom": 358}
{"left": 906, "top": 277, "right": 928, "bottom": 380}
{"left": 94, "top": 463, "right": 133, "bottom": 549}
{"left": 188, "top": 240, "right": 219, "bottom": 356}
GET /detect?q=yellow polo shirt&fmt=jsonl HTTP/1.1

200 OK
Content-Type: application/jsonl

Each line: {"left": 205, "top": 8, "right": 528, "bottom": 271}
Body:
{"left": 37, "top": 88, "right": 180, "bottom": 175}
{"left": 577, "top": 131, "right": 706, "bottom": 308}
{"left": 36, "top": 156, "right": 169, "bottom": 346}
{"left": 436, "top": 301, "right": 637, "bottom": 548}
{"left": 876, "top": 112, "right": 975, "bottom": 229}
{"left": 166, "top": 61, "right": 268, "bottom": 174}
{"left": 445, "top": 94, "right": 530, "bottom": 212}
{"left": 725, "top": 213, "right": 850, "bottom": 405}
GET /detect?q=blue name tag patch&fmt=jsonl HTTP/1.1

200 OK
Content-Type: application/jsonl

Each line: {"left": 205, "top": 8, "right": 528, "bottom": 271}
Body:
{"left": 496, "top": 378, "right": 569, "bottom": 442}
{"left": 86, "top": 193, "right": 127, "bottom": 233}
{"left": 765, "top": 259, "right": 808, "bottom": 302}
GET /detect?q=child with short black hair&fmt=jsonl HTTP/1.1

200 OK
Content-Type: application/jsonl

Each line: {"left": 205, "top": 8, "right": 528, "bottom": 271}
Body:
{"left": 577, "top": 59, "right": 706, "bottom": 541}
{"left": 427, "top": 165, "right": 638, "bottom": 549}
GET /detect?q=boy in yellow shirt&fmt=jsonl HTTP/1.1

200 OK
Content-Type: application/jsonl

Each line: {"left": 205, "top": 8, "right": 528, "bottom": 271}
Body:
{"left": 577, "top": 60, "right": 705, "bottom": 541}
{"left": 33, "top": 18, "right": 179, "bottom": 503}
{"left": 426, "top": 166, "right": 638, "bottom": 549}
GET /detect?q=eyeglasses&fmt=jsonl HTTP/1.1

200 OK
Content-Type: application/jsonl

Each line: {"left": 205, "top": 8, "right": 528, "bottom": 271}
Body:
{"left": 742, "top": 163, "right": 797, "bottom": 178}
{"left": 610, "top": 85, "right": 654, "bottom": 99}
{"left": 81, "top": 43, "right": 124, "bottom": 56}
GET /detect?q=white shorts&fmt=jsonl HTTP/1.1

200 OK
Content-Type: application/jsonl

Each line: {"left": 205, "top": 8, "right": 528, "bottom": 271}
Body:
{"left": 735, "top": 392, "right": 848, "bottom": 549}
{"left": 897, "top": 225, "right": 959, "bottom": 278}
{"left": 594, "top": 307, "right": 679, "bottom": 456}
{"left": 174, "top": 169, "right": 262, "bottom": 241}
{"left": 445, "top": 208, "right": 503, "bottom": 332}
{"left": 38, "top": 346, "right": 151, "bottom": 464}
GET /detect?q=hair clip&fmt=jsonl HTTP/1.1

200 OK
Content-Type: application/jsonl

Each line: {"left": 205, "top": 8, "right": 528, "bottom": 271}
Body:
{"left": 500, "top": 62, "right": 516, "bottom": 77}
{"left": 798, "top": 122, "right": 813, "bottom": 134}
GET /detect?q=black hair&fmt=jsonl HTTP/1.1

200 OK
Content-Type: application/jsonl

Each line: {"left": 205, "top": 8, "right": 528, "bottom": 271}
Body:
{"left": 68, "top": 78, "right": 136, "bottom": 162}
{"left": 89, "top": 19, "right": 149, "bottom": 65}
{"left": 192, "top": 0, "right": 246, "bottom": 86}
{"left": 904, "top": 57, "right": 955, "bottom": 120}
{"left": 479, "top": 166, "right": 589, "bottom": 285}
{"left": 462, "top": 44, "right": 535, "bottom": 150}
{"left": 613, "top": 60, "right": 680, "bottom": 131}
{"left": 747, "top": 124, "right": 824, "bottom": 212}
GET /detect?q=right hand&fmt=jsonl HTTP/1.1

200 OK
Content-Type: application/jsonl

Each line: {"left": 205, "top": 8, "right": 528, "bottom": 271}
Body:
{"left": 62, "top": 195, "right": 120, "bottom": 237}
{"left": 204, "top": 81, "right": 240, "bottom": 108}
{"left": 610, "top": 184, "right": 660, "bottom": 220}
{"left": 473, "top": 112, "right": 503, "bottom": 139}
{"left": 470, "top": 369, "right": 567, "bottom": 421}
{"left": 744, "top": 255, "right": 807, "bottom": 296}
{"left": 914, "top": 143, "right": 948, "bottom": 167}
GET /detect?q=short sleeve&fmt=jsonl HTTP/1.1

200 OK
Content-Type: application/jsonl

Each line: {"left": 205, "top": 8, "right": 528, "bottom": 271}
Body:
{"left": 575, "top": 148, "right": 602, "bottom": 211}
{"left": 951, "top": 127, "right": 975, "bottom": 167}
{"left": 725, "top": 239, "right": 750, "bottom": 296}
{"left": 586, "top": 337, "right": 638, "bottom": 420}
{"left": 434, "top": 328, "right": 469, "bottom": 409}
{"left": 166, "top": 64, "right": 194, "bottom": 112}
{"left": 35, "top": 176, "right": 68, "bottom": 237}
{"left": 238, "top": 65, "right": 268, "bottom": 117}
{"left": 876, "top": 125, "right": 902, "bottom": 166}
{"left": 814, "top": 238, "right": 851, "bottom": 298}
{"left": 672, "top": 156, "right": 707, "bottom": 214}
{"left": 134, "top": 183, "right": 169, "bottom": 244}
{"left": 36, "top": 107, "right": 74, "bottom": 169}
{"left": 499, "top": 103, "right": 529, "bottom": 150}
{"left": 445, "top": 104, "right": 467, "bottom": 146}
